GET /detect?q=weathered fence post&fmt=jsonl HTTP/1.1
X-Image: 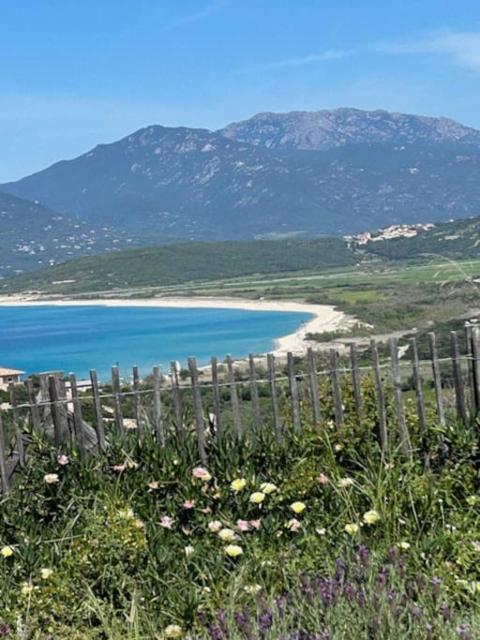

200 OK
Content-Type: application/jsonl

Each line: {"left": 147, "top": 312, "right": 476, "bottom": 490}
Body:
{"left": 226, "top": 355, "right": 242, "bottom": 438}
{"left": 111, "top": 366, "right": 124, "bottom": 435}
{"left": 390, "top": 337, "right": 411, "bottom": 456}
{"left": 0, "top": 410, "right": 9, "bottom": 494}
{"left": 410, "top": 337, "right": 428, "bottom": 466}
{"left": 471, "top": 326, "right": 480, "bottom": 414}
{"left": 428, "top": 332, "right": 445, "bottom": 427}
{"left": 9, "top": 383, "right": 25, "bottom": 467}
{"left": 465, "top": 323, "right": 477, "bottom": 412}
{"left": 370, "top": 339, "right": 388, "bottom": 452}
{"left": 132, "top": 366, "right": 144, "bottom": 438}
{"left": 188, "top": 357, "right": 207, "bottom": 464}
{"left": 329, "top": 349, "right": 344, "bottom": 428}
{"left": 89, "top": 369, "right": 106, "bottom": 450}
{"left": 349, "top": 343, "right": 363, "bottom": 420}
{"left": 287, "top": 352, "right": 302, "bottom": 433}
{"left": 170, "top": 361, "right": 184, "bottom": 440}
{"left": 26, "top": 378, "right": 41, "bottom": 432}
{"left": 48, "top": 375, "right": 68, "bottom": 446}
{"left": 307, "top": 348, "right": 322, "bottom": 425}
{"left": 69, "top": 373, "right": 86, "bottom": 455}
{"left": 451, "top": 331, "right": 467, "bottom": 425}
{"left": 153, "top": 366, "right": 165, "bottom": 446}
{"left": 248, "top": 354, "right": 262, "bottom": 432}
{"left": 267, "top": 353, "right": 283, "bottom": 443}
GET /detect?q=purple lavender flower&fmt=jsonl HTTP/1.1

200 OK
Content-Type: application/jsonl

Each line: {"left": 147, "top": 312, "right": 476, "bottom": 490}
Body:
{"left": 456, "top": 623, "right": 471, "bottom": 640}
{"left": 439, "top": 602, "right": 452, "bottom": 622}
{"left": 259, "top": 610, "right": 273, "bottom": 633}
{"left": 358, "top": 544, "right": 370, "bottom": 567}
{"left": 432, "top": 576, "right": 442, "bottom": 597}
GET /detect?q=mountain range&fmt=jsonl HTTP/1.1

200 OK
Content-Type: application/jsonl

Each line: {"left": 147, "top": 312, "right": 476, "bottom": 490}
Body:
{"left": 1, "top": 107, "right": 480, "bottom": 275}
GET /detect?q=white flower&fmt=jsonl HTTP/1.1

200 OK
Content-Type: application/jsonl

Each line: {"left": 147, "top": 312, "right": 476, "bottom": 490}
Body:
{"left": 184, "top": 545, "right": 194, "bottom": 558}
{"left": 44, "top": 473, "right": 59, "bottom": 484}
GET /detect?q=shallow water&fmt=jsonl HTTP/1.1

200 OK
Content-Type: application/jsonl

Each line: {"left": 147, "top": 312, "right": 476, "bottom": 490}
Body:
{"left": 0, "top": 304, "right": 312, "bottom": 380}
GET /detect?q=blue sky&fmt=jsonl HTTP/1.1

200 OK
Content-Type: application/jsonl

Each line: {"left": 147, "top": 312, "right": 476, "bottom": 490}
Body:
{"left": 1, "top": 0, "right": 480, "bottom": 181}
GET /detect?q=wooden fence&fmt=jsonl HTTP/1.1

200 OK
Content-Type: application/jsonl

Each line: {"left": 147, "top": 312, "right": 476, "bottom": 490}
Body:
{"left": 1, "top": 324, "right": 479, "bottom": 493}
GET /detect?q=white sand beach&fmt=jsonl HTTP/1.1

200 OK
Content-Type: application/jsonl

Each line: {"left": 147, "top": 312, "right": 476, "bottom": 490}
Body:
{"left": 0, "top": 294, "right": 353, "bottom": 356}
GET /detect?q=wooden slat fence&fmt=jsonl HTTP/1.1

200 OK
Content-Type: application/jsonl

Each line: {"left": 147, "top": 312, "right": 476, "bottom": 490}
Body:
{"left": 1, "top": 325, "right": 479, "bottom": 494}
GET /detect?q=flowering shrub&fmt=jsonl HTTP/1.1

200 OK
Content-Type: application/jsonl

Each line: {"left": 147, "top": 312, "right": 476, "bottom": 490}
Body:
{"left": 0, "top": 405, "right": 478, "bottom": 638}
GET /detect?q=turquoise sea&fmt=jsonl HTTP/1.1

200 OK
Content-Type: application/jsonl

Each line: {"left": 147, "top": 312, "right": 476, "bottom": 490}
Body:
{"left": 0, "top": 305, "right": 312, "bottom": 380}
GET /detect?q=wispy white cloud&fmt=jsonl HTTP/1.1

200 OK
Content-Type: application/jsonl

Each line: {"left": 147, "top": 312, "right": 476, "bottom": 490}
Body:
{"left": 375, "top": 31, "right": 480, "bottom": 71}
{"left": 242, "top": 49, "right": 354, "bottom": 72}
{"left": 164, "top": 0, "right": 232, "bottom": 31}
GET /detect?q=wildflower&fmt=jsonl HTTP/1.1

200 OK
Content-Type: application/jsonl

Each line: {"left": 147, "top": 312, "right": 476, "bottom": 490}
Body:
{"left": 224, "top": 544, "right": 243, "bottom": 557}
{"left": 57, "top": 454, "right": 70, "bottom": 466}
{"left": 334, "top": 443, "right": 344, "bottom": 452}
{"left": 398, "top": 541, "right": 411, "bottom": 550}
{"left": 184, "top": 545, "right": 194, "bottom": 558}
{"left": 230, "top": 478, "right": 247, "bottom": 492}
{"left": 208, "top": 520, "right": 222, "bottom": 533}
{"left": 159, "top": 516, "right": 174, "bottom": 529}
{"left": 44, "top": 473, "right": 59, "bottom": 484}
{"left": 183, "top": 499, "right": 195, "bottom": 509}
{"left": 40, "top": 568, "right": 53, "bottom": 580}
{"left": 164, "top": 624, "right": 183, "bottom": 638}
{"left": 147, "top": 480, "right": 159, "bottom": 490}
{"left": 344, "top": 523, "right": 359, "bottom": 535}
{"left": 118, "top": 508, "right": 134, "bottom": 519}
{"left": 363, "top": 510, "right": 381, "bottom": 525}
{"left": 316, "top": 527, "right": 326, "bottom": 535}
{"left": 21, "top": 582, "right": 34, "bottom": 595}
{"left": 236, "top": 519, "right": 251, "bottom": 532}
{"left": 249, "top": 491, "right": 265, "bottom": 504}
{"left": 260, "top": 482, "right": 277, "bottom": 494}
{"left": 192, "top": 467, "right": 211, "bottom": 482}
{"left": 113, "top": 463, "right": 127, "bottom": 472}
{"left": 290, "top": 501, "right": 306, "bottom": 514}
{"left": 466, "top": 495, "right": 478, "bottom": 506}
{"left": 472, "top": 541, "right": 480, "bottom": 552}
{"left": 245, "top": 584, "right": 262, "bottom": 594}
{"left": 218, "top": 528, "right": 236, "bottom": 542}
{"left": 133, "top": 519, "right": 145, "bottom": 529}
{"left": 338, "top": 477, "right": 354, "bottom": 488}
{"left": 456, "top": 623, "right": 471, "bottom": 640}
{"left": 286, "top": 518, "right": 301, "bottom": 532}
{"left": 249, "top": 519, "right": 262, "bottom": 529}
{"left": 317, "top": 473, "right": 330, "bottom": 485}
{"left": 0, "top": 546, "right": 14, "bottom": 558}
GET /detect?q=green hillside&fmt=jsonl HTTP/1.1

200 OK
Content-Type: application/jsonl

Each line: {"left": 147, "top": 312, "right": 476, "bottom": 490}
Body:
{"left": 1, "top": 237, "right": 356, "bottom": 295}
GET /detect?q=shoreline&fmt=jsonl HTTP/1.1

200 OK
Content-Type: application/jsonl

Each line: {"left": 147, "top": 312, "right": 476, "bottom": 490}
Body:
{"left": 0, "top": 294, "right": 353, "bottom": 356}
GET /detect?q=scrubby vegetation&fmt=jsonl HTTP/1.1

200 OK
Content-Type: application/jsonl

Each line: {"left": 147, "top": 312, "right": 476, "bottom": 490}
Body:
{"left": 0, "top": 381, "right": 479, "bottom": 639}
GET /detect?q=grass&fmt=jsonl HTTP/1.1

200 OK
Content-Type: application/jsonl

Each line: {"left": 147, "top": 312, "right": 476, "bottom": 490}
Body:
{"left": 0, "top": 375, "right": 479, "bottom": 639}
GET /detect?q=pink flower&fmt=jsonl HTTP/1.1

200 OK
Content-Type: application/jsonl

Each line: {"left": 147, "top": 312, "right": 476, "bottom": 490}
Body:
{"left": 249, "top": 519, "right": 262, "bottom": 530}
{"left": 236, "top": 519, "right": 251, "bottom": 532}
{"left": 317, "top": 473, "right": 330, "bottom": 485}
{"left": 57, "top": 454, "right": 70, "bottom": 466}
{"left": 286, "top": 518, "right": 301, "bottom": 532}
{"left": 159, "top": 516, "right": 174, "bottom": 529}
{"left": 183, "top": 499, "right": 195, "bottom": 509}
{"left": 192, "top": 467, "right": 212, "bottom": 481}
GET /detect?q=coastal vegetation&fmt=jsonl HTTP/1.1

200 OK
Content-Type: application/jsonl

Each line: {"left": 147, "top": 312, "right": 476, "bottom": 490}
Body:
{"left": 0, "top": 370, "right": 479, "bottom": 638}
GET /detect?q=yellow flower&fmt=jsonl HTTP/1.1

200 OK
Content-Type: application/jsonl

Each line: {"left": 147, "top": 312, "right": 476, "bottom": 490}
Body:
{"left": 218, "top": 528, "right": 236, "bottom": 542}
{"left": 1, "top": 546, "right": 14, "bottom": 558}
{"left": 40, "top": 568, "right": 53, "bottom": 580}
{"left": 338, "top": 477, "right": 354, "bottom": 488}
{"left": 230, "top": 478, "right": 247, "bottom": 492}
{"left": 249, "top": 492, "right": 265, "bottom": 504}
{"left": 290, "top": 501, "right": 306, "bottom": 514}
{"left": 466, "top": 495, "right": 478, "bottom": 506}
{"left": 245, "top": 584, "right": 262, "bottom": 594}
{"left": 398, "top": 541, "right": 411, "bottom": 550}
{"left": 164, "top": 624, "right": 183, "bottom": 638}
{"left": 133, "top": 519, "right": 145, "bottom": 529}
{"left": 260, "top": 482, "right": 277, "bottom": 494}
{"left": 225, "top": 544, "right": 243, "bottom": 557}
{"left": 363, "top": 510, "right": 381, "bottom": 525}
{"left": 21, "top": 581, "right": 34, "bottom": 595}
{"left": 44, "top": 473, "right": 59, "bottom": 484}
{"left": 344, "top": 523, "right": 359, "bottom": 535}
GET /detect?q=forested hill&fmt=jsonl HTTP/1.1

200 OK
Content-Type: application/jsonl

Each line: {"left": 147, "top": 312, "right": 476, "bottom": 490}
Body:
{"left": 0, "top": 237, "right": 356, "bottom": 295}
